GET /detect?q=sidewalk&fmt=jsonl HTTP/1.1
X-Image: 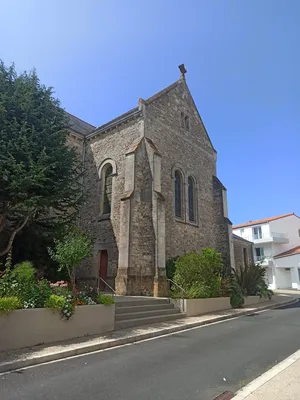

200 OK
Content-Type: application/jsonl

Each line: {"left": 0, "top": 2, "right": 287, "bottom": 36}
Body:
{"left": 0, "top": 295, "right": 295, "bottom": 374}
{"left": 234, "top": 350, "right": 300, "bottom": 399}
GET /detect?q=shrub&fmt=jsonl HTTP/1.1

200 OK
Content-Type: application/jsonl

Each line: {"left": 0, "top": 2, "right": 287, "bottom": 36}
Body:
{"left": 0, "top": 297, "right": 21, "bottom": 314}
{"left": 45, "top": 294, "right": 65, "bottom": 312}
{"left": 230, "top": 279, "right": 245, "bottom": 308}
{"left": 11, "top": 261, "right": 35, "bottom": 283}
{"left": 172, "top": 249, "right": 223, "bottom": 298}
{"left": 98, "top": 294, "right": 115, "bottom": 305}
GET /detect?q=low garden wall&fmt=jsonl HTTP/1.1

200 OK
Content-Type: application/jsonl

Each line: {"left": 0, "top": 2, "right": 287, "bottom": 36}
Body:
{"left": 0, "top": 304, "right": 115, "bottom": 352}
{"left": 171, "top": 297, "right": 231, "bottom": 317}
{"left": 171, "top": 295, "right": 273, "bottom": 317}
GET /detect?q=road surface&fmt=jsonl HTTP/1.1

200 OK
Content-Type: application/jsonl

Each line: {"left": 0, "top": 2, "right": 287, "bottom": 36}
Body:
{"left": 1, "top": 300, "right": 300, "bottom": 400}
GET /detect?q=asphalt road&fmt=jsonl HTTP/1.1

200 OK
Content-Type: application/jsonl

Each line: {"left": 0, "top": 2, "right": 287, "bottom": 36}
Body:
{"left": 1, "top": 300, "right": 300, "bottom": 400}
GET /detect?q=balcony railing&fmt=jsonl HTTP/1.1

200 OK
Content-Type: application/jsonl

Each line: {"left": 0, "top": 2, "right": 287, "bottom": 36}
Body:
{"left": 243, "top": 232, "right": 288, "bottom": 241}
{"left": 255, "top": 255, "right": 272, "bottom": 262}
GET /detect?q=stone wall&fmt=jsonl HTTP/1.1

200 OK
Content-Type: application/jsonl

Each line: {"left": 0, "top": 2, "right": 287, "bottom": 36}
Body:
{"left": 213, "top": 176, "right": 233, "bottom": 273}
{"left": 233, "top": 235, "right": 254, "bottom": 270}
{"left": 78, "top": 116, "right": 143, "bottom": 287}
{"left": 144, "top": 78, "right": 229, "bottom": 263}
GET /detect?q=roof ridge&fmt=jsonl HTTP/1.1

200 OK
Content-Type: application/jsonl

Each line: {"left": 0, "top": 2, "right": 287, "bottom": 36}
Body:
{"left": 233, "top": 213, "right": 296, "bottom": 229}
{"left": 144, "top": 80, "right": 181, "bottom": 104}
{"left": 87, "top": 107, "right": 140, "bottom": 138}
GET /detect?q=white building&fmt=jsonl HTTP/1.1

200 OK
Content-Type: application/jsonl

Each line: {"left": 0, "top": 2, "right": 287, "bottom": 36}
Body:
{"left": 233, "top": 213, "right": 300, "bottom": 290}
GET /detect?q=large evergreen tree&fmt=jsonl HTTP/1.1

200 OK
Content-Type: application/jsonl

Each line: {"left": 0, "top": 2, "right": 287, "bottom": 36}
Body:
{"left": 0, "top": 61, "right": 83, "bottom": 258}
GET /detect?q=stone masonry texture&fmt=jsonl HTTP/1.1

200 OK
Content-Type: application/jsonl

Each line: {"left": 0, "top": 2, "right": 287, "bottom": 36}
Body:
{"left": 67, "top": 74, "right": 233, "bottom": 295}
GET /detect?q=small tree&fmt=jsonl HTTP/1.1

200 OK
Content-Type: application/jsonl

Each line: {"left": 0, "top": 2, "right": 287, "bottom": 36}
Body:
{"left": 48, "top": 229, "right": 92, "bottom": 293}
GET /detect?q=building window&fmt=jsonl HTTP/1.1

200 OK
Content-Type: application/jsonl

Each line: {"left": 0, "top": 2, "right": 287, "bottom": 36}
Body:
{"left": 101, "top": 164, "right": 113, "bottom": 215}
{"left": 243, "top": 248, "right": 248, "bottom": 267}
{"left": 180, "top": 112, "right": 190, "bottom": 131}
{"left": 174, "top": 170, "right": 183, "bottom": 218}
{"left": 255, "top": 247, "right": 264, "bottom": 261}
{"left": 253, "top": 226, "right": 262, "bottom": 240}
{"left": 298, "top": 229, "right": 300, "bottom": 237}
{"left": 185, "top": 116, "right": 190, "bottom": 131}
{"left": 188, "top": 176, "right": 196, "bottom": 222}
{"left": 240, "top": 228, "right": 245, "bottom": 236}
{"left": 180, "top": 112, "right": 185, "bottom": 128}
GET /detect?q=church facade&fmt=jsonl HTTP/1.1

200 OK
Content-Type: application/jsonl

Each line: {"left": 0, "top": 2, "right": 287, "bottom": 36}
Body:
{"left": 67, "top": 66, "right": 234, "bottom": 296}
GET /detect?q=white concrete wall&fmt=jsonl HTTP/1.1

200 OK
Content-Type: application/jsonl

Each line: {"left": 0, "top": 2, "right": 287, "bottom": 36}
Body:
{"left": 233, "top": 223, "right": 269, "bottom": 242}
{"left": 275, "top": 268, "right": 292, "bottom": 289}
{"left": 275, "top": 253, "right": 300, "bottom": 289}
{"left": 270, "top": 215, "right": 300, "bottom": 255}
{"left": 0, "top": 305, "right": 115, "bottom": 352}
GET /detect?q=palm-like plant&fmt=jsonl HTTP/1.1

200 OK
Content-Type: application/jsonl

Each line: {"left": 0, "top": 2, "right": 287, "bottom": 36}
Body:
{"left": 232, "top": 262, "right": 272, "bottom": 299}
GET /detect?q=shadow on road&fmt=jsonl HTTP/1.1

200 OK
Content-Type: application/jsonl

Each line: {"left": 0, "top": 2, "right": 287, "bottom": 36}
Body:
{"left": 275, "top": 298, "right": 300, "bottom": 310}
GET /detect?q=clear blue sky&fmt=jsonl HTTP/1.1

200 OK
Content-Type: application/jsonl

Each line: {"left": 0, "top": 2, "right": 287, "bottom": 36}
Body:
{"left": 1, "top": 0, "right": 299, "bottom": 224}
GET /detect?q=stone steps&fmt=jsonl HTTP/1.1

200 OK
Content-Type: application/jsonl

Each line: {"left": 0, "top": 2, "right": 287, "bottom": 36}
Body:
{"left": 115, "top": 313, "right": 184, "bottom": 330}
{"left": 115, "top": 297, "right": 185, "bottom": 330}
{"left": 116, "top": 307, "right": 180, "bottom": 321}
{"left": 116, "top": 298, "right": 169, "bottom": 308}
{"left": 116, "top": 303, "right": 175, "bottom": 314}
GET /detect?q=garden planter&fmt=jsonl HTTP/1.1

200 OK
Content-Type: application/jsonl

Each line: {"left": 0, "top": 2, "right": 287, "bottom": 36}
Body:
{"left": 171, "top": 297, "right": 231, "bottom": 317}
{"left": 0, "top": 304, "right": 115, "bottom": 352}
{"left": 171, "top": 295, "right": 273, "bottom": 317}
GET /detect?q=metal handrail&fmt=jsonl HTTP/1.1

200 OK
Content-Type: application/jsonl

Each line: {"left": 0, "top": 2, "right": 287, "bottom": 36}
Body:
{"left": 166, "top": 278, "right": 187, "bottom": 294}
{"left": 97, "top": 277, "right": 116, "bottom": 296}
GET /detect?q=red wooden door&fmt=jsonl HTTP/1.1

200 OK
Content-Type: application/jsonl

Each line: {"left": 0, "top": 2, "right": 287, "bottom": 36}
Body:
{"left": 99, "top": 250, "right": 108, "bottom": 291}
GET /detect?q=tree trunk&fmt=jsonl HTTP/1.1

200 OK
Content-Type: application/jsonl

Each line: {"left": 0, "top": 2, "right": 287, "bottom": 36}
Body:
{"left": 0, "top": 216, "right": 29, "bottom": 256}
{"left": 70, "top": 267, "right": 76, "bottom": 294}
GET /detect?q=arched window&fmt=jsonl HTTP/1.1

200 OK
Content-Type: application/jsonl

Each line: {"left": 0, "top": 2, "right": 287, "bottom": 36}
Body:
{"left": 101, "top": 164, "right": 113, "bottom": 215}
{"left": 188, "top": 176, "right": 196, "bottom": 222}
{"left": 185, "top": 116, "right": 190, "bottom": 131}
{"left": 180, "top": 112, "right": 185, "bottom": 128}
{"left": 174, "top": 170, "right": 183, "bottom": 218}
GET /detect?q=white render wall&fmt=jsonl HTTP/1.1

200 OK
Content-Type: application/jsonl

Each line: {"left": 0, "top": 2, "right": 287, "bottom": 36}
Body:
{"left": 234, "top": 223, "right": 270, "bottom": 242}
{"left": 275, "top": 254, "right": 300, "bottom": 290}
{"left": 270, "top": 215, "right": 300, "bottom": 255}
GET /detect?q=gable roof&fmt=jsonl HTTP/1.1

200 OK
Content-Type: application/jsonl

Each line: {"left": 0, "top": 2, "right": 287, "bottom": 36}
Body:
{"left": 233, "top": 213, "right": 296, "bottom": 229}
{"left": 65, "top": 70, "right": 216, "bottom": 150}
{"left": 274, "top": 246, "right": 300, "bottom": 259}
{"left": 66, "top": 112, "right": 96, "bottom": 136}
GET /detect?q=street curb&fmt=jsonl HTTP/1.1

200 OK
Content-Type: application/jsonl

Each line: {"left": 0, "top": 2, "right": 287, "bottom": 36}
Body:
{"left": 232, "top": 347, "right": 300, "bottom": 399}
{"left": 0, "top": 297, "right": 296, "bottom": 374}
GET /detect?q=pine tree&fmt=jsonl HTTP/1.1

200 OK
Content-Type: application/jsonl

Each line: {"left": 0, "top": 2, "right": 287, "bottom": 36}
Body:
{"left": 0, "top": 61, "right": 83, "bottom": 257}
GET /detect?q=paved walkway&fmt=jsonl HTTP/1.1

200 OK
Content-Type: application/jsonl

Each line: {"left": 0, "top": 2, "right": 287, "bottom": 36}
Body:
{"left": 0, "top": 294, "right": 294, "bottom": 373}
{"left": 234, "top": 351, "right": 300, "bottom": 399}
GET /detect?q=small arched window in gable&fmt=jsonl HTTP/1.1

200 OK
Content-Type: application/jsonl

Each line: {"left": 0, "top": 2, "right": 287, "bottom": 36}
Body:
{"left": 185, "top": 116, "right": 190, "bottom": 131}
{"left": 101, "top": 164, "right": 113, "bottom": 215}
{"left": 175, "top": 170, "right": 183, "bottom": 218}
{"left": 188, "top": 176, "right": 196, "bottom": 222}
{"left": 180, "top": 112, "right": 185, "bottom": 128}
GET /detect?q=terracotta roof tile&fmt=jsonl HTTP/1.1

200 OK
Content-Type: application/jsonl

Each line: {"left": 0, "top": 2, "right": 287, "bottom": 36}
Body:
{"left": 274, "top": 246, "right": 300, "bottom": 259}
{"left": 233, "top": 213, "right": 296, "bottom": 229}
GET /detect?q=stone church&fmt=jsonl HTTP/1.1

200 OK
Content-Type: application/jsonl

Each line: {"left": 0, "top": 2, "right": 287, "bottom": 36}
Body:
{"left": 67, "top": 65, "right": 234, "bottom": 296}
